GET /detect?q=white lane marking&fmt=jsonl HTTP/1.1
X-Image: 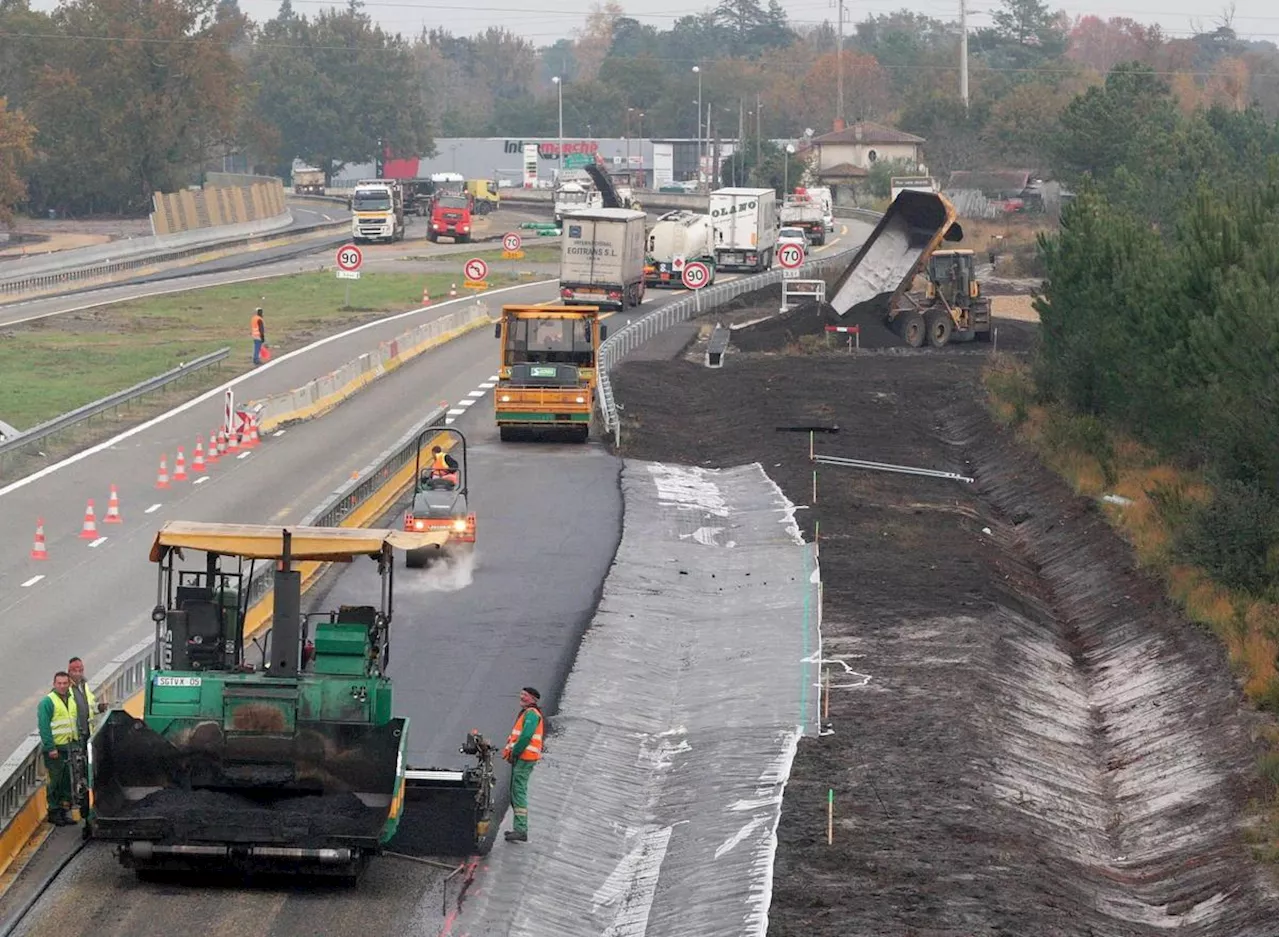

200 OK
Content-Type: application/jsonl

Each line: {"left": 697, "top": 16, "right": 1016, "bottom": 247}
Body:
{"left": 145, "top": 503, "right": 162, "bottom": 514}
{"left": 273, "top": 430, "right": 286, "bottom": 438}
{"left": 456, "top": 398, "right": 477, "bottom": 407}
{"left": 444, "top": 417, "right": 455, "bottom": 425}
{"left": 194, "top": 476, "right": 210, "bottom": 485}
{"left": 466, "top": 390, "right": 486, "bottom": 398}
{"left": 0, "top": 279, "right": 557, "bottom": 499}
{"left": 237, "top": 451, "right": 251, "bottom": 460}
{"left": 21, "top": 575, "right": 44, "bottom": 588}
{"left": 488, "top": 375, "right": 499, "bottom": 381}
{"left": 447, "top": 408, "right": 466, "bottom": 416}
{"left": 89, "top": 536, "right": 107, "bottom": 548}
{"left": 478, "top": 382, "right": 495, "bottom": 389}
{"left": 322, "top": 214, "right": 334, "bottom": 222}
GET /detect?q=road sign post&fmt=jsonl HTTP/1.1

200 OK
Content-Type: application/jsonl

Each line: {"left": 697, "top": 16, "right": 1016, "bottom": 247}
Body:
{"left": 336, "top": 244, "right": 364, "bottom": 307}
{"left": 464, "top": 257, "right": 489, "bottom": 290}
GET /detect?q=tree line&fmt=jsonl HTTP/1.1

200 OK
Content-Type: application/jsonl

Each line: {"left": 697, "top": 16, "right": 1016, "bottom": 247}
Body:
{"left": 1034, "top": 65, "right": 1277, "bottom": 598}
{"left": 0, "top": 0, "right": 1276, "bottom": 215}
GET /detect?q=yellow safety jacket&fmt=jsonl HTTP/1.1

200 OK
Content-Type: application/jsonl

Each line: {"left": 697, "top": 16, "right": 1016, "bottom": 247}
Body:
{"left": 46, "top": 692, "right": 78, "bottom": 745}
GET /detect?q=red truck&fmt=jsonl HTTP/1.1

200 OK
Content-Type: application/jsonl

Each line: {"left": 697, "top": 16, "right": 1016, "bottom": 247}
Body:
{"left": 428, "top": 193, "right": 475, "bottom": 243}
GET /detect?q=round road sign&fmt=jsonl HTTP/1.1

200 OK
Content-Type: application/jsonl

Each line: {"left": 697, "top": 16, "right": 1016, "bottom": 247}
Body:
{"left": 777, "top": 242, "right": 805, "bottom": 269}
{"left": 681, "top": 260, "right": 711, "bottom": 290}
{"left": 464, "top": 257, "right": 489, "bottom": 282}
{"left": 502, "top": 232, "right": 523, "bottom": 252}
{"left": 336, "top": 244, "right": 363, "bottom": 272}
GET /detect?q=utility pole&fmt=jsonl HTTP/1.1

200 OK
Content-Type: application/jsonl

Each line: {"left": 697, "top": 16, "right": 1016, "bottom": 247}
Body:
{"left": 836, "top": 0, "right": 844, "bottom": 128}
{"left": 755, "top": 92, "right": 761, "bottom": 166}
{"left": 959, "top": 0, "right": 969, "bottom": 111}
{"left": 738, "top": 99, "right": 745, "bottom": 186}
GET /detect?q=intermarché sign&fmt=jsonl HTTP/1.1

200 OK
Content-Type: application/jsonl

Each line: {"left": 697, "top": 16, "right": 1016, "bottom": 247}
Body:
{"left": 504, "top": 140, "right": 601, "bottom": 160}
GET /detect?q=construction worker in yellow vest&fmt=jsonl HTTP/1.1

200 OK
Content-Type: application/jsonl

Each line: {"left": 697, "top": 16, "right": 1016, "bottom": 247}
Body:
{"left": 37, "top": 672, "right": 78, "bottom": 826}
{"left": 501, "top": 686, "right": 544, "bottom": 843}
{"left": 67, "top": 656, "right": 107, "bottom": 740}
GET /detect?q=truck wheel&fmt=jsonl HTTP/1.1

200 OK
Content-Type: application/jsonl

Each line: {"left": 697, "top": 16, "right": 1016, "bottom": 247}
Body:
{"left": 925, "top": 309, "right": 953, "bottom": 348}
{"left": 899, "top": 312, "right": 926, "bottom": 348}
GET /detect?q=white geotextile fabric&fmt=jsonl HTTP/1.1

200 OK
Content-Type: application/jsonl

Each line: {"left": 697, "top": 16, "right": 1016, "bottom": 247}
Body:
{"left": 452, "top": 460, "right": 822, "bottom": 937}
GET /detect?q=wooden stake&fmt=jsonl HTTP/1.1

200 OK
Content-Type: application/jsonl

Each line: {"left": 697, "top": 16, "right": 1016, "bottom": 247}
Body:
{"left": 812, "top": 470, "right": 817, "bottom": 503}
{"left": 809, "top": 429, "right": 814, "bottom": 461}
{"left": 827, "top": 788, "right": 834, "bottom": 845}
{"left": 823, "top": 668, "right": 830, "bottom": 720}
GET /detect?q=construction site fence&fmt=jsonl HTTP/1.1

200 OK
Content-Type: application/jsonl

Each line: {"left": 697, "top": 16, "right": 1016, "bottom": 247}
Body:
{"left": 0, "top": 398, "right": 452, "bottom": 871}
{"left": 245, "top": 302, "right": 492, "bottom": 432}
{"left": 0, "top": 348, "right": 230, "bottom": 474}
{"left": 596, "top": 242, "right": 864, "bottom": 447}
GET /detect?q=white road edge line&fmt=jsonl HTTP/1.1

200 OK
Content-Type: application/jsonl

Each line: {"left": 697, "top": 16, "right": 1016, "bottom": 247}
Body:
{"left": 21, "top": 575, "right": 44, "bottom": 588}
{"left": 456, "top": 399, "right": 477, "bottom": 407}
{"left": 466, "top": 390, "right": 486, "bottom": 398}
{"left": 477, "top": 382, "right": 495, "bottom": 389}
{"left": 0, "top": 278, "right": 557, "bottom": 499}
{"left": 144, "top": 503, "right": 162, "bottom": 514}
{"left": 447, "top": 408, "right": 466, "bottom": 416}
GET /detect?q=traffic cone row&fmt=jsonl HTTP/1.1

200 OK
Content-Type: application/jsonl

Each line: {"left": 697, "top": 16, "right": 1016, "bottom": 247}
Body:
{"left": 33, "top": 417, "right": 272, "bottom": 562}
{"left": 422, "top": 287, "right": 431, "bottom": 306}
{"left": 449, "top": 283, "right": 458, "bottom": 298}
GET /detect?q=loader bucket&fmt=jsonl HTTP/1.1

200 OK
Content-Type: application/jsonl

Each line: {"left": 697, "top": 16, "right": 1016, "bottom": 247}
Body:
{"left": 89, "top": 709, "right": 408, "bottom": 872}
{"left": 392, "top": 767, "right": 495, "bottom": 857}
{"left": 828, "top": 190, "right": 962, "bottom": 320}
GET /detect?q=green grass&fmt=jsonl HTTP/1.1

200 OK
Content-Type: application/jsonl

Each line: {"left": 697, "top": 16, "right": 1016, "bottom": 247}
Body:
{"left": 0, "top": 270, "right": 523, "bottom": 430}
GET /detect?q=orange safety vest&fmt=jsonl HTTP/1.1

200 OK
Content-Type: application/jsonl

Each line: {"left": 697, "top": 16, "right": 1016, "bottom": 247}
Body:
{"left": 431, "top": 452, "right": 450, "bottom": 472}
{"left": 251, "top": 314, "right": 264, "bottom": 339}
{"left": 506, "top": 706, "right": 543, "bottom": 761}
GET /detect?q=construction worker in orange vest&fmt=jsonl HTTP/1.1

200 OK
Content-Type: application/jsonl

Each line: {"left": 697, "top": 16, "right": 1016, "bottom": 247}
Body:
{"left": 501, "top": 686, "right": 544, "bottom": 843}
{"left": 251, "top": 307, "right": 266, "bottom": 365}
{"left": 427, "top": 446, "right": 459, "bottom": 488}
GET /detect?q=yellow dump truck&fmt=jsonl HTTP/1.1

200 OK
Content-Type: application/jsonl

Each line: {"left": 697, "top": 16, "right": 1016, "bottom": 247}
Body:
{"left": 493, "top": 305, "right": 608, "bottom": 442}
{"left": 465, "top": 179, "right": 500, "bottom": 215}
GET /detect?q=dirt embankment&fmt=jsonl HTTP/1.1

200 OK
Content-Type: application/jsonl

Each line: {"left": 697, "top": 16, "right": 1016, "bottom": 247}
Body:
{"left": 610, "top": 330, "right": 1275, "bottom": 936}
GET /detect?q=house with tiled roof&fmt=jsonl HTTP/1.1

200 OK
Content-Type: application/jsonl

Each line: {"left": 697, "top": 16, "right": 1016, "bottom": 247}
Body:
{"left": 800, "top": 121, "right": 927, "bottom": 205}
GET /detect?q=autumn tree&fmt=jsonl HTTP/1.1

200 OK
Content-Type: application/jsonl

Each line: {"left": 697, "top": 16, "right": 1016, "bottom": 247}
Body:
{"left": 0, "top": 97, "right": 34, "bottom": 221}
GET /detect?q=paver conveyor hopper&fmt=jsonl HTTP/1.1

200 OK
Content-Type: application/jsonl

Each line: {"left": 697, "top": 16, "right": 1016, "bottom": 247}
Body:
{"left": 87, "top": 522, "right": 497, "bottom": 879}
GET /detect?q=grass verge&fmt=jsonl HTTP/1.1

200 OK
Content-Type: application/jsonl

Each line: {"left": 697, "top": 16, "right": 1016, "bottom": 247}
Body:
{"left": 983, "top": 353, "right": 1279, "bottom": 863}
{"left": 0, "top": 270, "right": 526, "bottom": 430}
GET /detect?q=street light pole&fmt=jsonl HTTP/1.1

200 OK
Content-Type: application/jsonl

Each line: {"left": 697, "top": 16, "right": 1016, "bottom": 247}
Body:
{"left": 552, "top": 76, "right": 564, "bottom": 181}
{"left": 784, "top": 144, "right": 796, "bottom": 193}
{"left": 692, "top": 65, "right": 702, "bottom": 190}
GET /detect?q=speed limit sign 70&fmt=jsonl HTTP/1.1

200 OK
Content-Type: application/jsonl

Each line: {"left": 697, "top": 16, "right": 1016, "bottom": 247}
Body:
{"left": 502, "top": 232, "right": 522, "bottom": 253}
{"left": 681, "top": 260, "right": 711, "bottom": 290}
{"left": 777, "top": 242, "right": 805, "bottom": 269}
{"left": 336, "top": 244, "right": 363, "bottom": 272}
{"left": 464, "top": 257, "right": 489, "bottom": 282}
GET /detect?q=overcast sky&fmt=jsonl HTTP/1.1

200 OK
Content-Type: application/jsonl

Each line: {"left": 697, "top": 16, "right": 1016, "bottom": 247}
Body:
{"left": 26, "top": 0, "right": 1279, "bottom": 49}
{"left": 222, "top": 0, "right": 1278, "bottom": 47}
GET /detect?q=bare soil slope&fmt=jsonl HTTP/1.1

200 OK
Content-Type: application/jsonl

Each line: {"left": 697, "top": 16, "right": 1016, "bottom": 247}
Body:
{"left": 611, "top": 337, "right": 1274, "bottom": 936}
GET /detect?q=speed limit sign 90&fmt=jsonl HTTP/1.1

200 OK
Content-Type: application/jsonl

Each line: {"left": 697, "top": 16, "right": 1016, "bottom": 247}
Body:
{"left": 777, "top": 242, "right": 805, "bottom": 269}
{"left": 336, "top": 244, "right": 363, "bottom": 272}
{"left": 681, "top": 260, "right": 711, "bottom": 290}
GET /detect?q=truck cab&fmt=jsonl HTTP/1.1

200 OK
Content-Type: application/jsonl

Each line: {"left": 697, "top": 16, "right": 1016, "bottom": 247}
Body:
{"left": 351, "top": 180, "right": 405, "bottom": 243}
{"left": 465, "top": 179, "right": 500, "bottom": 215}
{"left": 429, "top": 193, "right": 475, "bottom": 242}
{"left": 493, "top": 305, "right": 608, "bottom": 443}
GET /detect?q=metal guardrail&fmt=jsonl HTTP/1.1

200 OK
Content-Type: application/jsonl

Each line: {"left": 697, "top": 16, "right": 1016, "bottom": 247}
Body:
{"left": 596, "top": 245, "right": 862, "bottom": 446}
{"left": 0, "top": 403, "right": 450, "bottom": 855}
{"left": 0, "top": 216, "right": 350, "bottom": 300}
{"left": 0, "top": 348, "right": 231, "bottom": 468}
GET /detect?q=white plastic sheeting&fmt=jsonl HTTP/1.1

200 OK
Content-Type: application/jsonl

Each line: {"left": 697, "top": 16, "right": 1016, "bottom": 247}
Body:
{"left": 450, "top": 461, "right": 821, "bottom": 937}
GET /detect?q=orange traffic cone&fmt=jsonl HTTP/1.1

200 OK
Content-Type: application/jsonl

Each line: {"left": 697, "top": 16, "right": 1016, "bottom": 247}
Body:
{"left": 79, "top": 500, "right": 98, "bottom": 540}
{"left": 104, "top": 484, "right": 123, "bottom": 523}
{"left": 217, "top": 427, "right": 229, "bottom": 457}
{"left": 226, "top": 425, "right": 240, "bottom": 454}
{"left": 244, "top": 416, "right": 260, "bottom": 448}
{"left": 31, "top": 519, "right": 48, "bottom": 560}
{"left": 173, "top": 447, "right": 188, "bottom": 481}
{"left": 422, "top": 287, "right": 431, "bottom": 306}
{"left": 192, "top": 440, "right": 207, "bottom": 473}
{"left": 206, "top": 431, "right": 220, "bottom": 463}
{"left": 156, "top": 455, "right": 170, "bottom": 489}
{"left": 449, "top": 283, "right": 458, "bottom": 298}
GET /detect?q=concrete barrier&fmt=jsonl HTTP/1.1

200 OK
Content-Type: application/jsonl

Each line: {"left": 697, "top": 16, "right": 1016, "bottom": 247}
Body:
{"left": 248, "top": 301, "right": 495, "bottom": 433}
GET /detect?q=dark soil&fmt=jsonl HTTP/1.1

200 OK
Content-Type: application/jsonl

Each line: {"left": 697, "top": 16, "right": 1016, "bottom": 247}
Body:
{"left": 610, "top": 336, "right": 1275, "bottom": 935}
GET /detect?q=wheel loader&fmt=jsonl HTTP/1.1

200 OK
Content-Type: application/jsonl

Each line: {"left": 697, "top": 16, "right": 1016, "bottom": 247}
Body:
{"left": 402, "top": 427, "right": 476, "bottom": 569}
{"left": 87, "top": 522, "right": 497, "bottom": 879}
{"left": 826, "top": 189, "right": 992, "bottom": 347}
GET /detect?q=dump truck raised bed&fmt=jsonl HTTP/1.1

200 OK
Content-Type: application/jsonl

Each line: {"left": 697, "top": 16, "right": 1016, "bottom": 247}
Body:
{"left": 493, "top": 304, "right": 607, "bottom": 443}
{"left": 87, "top": 523, "right": 496, "bottom": 880}
{"left": 826, "top": 189, "right": 989, "bottom": 346}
